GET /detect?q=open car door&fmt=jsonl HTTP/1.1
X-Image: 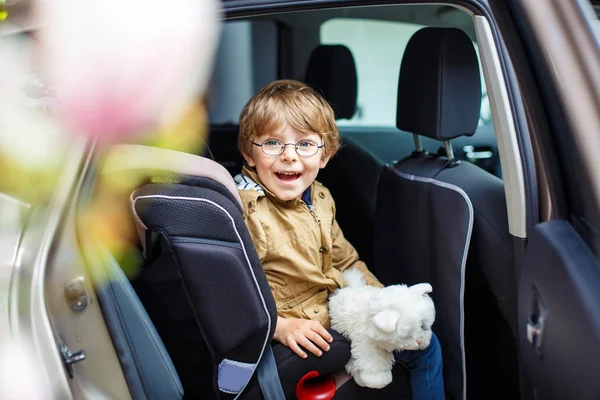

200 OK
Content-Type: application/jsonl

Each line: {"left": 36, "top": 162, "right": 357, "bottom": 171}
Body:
{"left": 518, "top": 221, "right": 600, "bottom": 399}
{"left": 503, "top": 0, "right": 600, "bottom": 398}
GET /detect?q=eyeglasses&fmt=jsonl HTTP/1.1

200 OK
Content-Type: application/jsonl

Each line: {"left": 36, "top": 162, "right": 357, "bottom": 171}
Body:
{"left": 252, "top": 139, "right": 325, "bottom": 157}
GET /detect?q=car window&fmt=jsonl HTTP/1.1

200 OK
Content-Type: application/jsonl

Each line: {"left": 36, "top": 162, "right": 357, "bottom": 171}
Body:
{"left": 320, "top": 18, "right": 493, "bottom": 131}
{"left": 589, "top": 3, "right": 600, "bottom": 46}
{"left": 209, "top": 20, "right": 278, "bottom": 125}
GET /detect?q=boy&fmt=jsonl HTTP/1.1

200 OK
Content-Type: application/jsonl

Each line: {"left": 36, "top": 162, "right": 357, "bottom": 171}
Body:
{"left": 235, "top": 80, "right": 444, "bottom": 399}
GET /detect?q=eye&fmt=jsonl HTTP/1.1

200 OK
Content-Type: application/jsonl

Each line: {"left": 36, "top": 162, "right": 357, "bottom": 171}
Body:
{"left": 297, "top": 140, "right": 316, "bottom": 148}
{"left": 264, "top": 139, "right": 281, "bottom": 146}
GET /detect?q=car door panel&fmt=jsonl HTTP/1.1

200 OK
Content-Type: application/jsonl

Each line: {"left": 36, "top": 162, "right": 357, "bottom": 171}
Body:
{"left": 518, "top": 220, "right": 600, "bottom": 400}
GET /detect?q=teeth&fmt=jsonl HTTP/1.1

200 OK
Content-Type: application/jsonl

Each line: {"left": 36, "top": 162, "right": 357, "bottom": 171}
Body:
{"left": 278, "top": 172, "right": 299, "bottom": 175}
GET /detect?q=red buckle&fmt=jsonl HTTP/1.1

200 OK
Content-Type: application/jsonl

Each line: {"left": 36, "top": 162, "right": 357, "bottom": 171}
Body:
{"left": 295, "top": 370, "right": 336, "bottom": 400}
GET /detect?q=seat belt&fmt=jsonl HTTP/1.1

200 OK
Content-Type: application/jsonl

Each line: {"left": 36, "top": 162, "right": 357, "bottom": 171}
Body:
{"left": 256, "top": 345, "right": 285, "bottom": 400}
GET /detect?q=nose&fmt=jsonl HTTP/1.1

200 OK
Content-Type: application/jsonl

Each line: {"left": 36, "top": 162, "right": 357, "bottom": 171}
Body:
{"left": 416, "top": 337, "right": 423, "bottom": 345}
{"left": 280, "top": 144, "right": 297, "bottom": 161}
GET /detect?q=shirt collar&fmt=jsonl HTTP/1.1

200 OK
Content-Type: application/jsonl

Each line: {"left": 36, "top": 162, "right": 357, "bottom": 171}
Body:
{"left": 302, "top": 187, "right": 312, "bottom": 207}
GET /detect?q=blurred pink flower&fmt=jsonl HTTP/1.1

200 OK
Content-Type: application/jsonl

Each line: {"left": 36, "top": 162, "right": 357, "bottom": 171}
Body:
{"left": 38, "top": 0, "right": 220, "bottom": 142}
{"left": 0, "top": 338, "right": 51, "bottom": 400}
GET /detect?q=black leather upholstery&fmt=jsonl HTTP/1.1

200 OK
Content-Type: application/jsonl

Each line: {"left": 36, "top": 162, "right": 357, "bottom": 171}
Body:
{"left": 305, "top": 44, "right": 357, "bottom": 120}
{"left": 396, "top": 27, "right": 481, "bottom": 141}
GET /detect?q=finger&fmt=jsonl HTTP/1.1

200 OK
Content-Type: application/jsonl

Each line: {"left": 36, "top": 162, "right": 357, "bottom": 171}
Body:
{"left": 307, "top": 331, "right": 331, "bottom": 352}
{"left": 288, "top": 340, "right": 308, "bottom": 359}
{"left": 311, "top": 323, "right": 334, "bottom": 343}
{"left": 298, "top": 336, "right": 323, "bottom": 357}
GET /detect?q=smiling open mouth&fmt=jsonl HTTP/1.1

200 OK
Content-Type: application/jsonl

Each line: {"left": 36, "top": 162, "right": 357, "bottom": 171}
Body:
{"left": 275, "top": 172, "right": 302, "bottom": 182}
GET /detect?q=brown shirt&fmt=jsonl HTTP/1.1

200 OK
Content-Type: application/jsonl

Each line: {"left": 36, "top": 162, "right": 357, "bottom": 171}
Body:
{"left": 237, "top": 166, "right": 383, "bottom": 328}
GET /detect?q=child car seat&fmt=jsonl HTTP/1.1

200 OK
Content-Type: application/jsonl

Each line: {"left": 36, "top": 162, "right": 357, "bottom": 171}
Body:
{"left": 102, "top": 144, "right": 353, "bottom": 399}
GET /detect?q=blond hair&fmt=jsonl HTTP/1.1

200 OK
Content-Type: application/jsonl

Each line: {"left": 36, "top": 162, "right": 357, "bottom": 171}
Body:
{"left": 238, "top": 80, "right": 340, "bottom": 159}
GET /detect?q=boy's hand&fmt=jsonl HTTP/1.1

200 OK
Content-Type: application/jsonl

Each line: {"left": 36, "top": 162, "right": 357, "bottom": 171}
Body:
{"left": 273, "top": 317, "right": 333, "bottom": 358}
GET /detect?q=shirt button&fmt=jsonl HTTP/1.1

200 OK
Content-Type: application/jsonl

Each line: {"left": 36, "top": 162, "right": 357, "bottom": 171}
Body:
{"left": 314, "top": 309, "right": 320, "bottom": 314}
{"left": 319, "top": 192, "right": 325, "bottom": 199}
{"left": 319, "top": 246, "right": 328, "bottom": 254}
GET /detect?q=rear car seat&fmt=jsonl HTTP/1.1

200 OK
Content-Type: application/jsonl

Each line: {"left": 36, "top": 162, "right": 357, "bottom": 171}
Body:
{"left": 374, "top": 27, "right": 514, "bottom": 400}
{"left": 205, "top": 124, "right": 244, "bottom": 176}
{"left": 305, "top": 44, "right": 383, "bottom": 269}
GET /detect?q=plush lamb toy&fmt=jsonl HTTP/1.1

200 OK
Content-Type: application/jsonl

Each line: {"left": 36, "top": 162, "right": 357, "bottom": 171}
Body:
{"left": 329, "top": 269, "right": 436, "bottom": 389}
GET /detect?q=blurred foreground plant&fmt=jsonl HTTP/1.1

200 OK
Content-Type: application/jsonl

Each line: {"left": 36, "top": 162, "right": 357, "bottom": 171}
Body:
{"left": 39, "top": 0, "right": 220, "bottom": 278}
{"left": 0, "top": 0, "right": 220, "bottom": 395}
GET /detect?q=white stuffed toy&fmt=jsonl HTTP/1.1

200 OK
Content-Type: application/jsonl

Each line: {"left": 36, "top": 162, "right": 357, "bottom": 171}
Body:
{"left": 329, "top": 269, "right": 436, "bottom": 389}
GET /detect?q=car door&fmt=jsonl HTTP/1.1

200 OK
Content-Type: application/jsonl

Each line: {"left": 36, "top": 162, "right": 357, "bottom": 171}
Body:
{"left": 497, "top": 0, "right": 600, "bottom": 398}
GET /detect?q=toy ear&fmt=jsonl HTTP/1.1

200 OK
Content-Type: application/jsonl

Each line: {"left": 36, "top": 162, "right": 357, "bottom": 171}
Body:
{"left": 410, "top": 283, "right": 433, "bottom": 296}
{"left": 373, "top": 309, "right": 401, "bottom": 333}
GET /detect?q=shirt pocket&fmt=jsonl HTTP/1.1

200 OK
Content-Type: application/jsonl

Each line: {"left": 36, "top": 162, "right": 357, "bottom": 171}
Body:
{"left": 300, "top": 290, "right": 329, "bottom": 325}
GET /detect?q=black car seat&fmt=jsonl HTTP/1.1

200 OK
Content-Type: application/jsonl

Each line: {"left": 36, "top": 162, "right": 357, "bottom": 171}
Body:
{"left": 373, "top": 27, "right": 514, "bottom": 400}
{"left": 305, "top": 44, "right": 383, "bottom": 268}
{"left": 100, "top": 144, "right": 359, "bottom": 399}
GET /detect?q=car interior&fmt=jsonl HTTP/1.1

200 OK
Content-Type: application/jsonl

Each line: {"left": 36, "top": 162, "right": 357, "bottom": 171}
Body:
{"left": 82, "top": 3, "right": 521, "bottom": 400}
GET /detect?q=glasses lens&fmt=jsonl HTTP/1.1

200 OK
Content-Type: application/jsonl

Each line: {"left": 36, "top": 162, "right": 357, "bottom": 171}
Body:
{"left": 296, "top": 140, "right": 319, "bottom": 156}
{"left": 262, "top": 139, "right": 283, "bottom": 156}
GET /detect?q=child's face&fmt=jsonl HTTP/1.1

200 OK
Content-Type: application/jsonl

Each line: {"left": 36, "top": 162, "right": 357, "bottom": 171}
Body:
{"left": 242, "top": 124, "right": 329, "bottom": 201}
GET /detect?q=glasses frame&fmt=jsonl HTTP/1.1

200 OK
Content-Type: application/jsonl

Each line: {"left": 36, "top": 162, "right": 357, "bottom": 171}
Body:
{"left": 252, "top": 139, "right": 325, "bottom": 157}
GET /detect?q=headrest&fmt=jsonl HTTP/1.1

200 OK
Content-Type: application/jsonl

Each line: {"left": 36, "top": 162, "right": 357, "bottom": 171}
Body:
{"left": 102, "top": 145, "right": 243, "bottom": 255}
{"left": 305, "top": 44, "right": 357, "bottom": 120}
{"left": 396, "top": 28, "right": 482, "bottom": 141}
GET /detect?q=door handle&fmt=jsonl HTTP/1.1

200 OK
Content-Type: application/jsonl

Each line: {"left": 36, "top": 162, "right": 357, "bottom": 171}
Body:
{"left": 526, "top": 287, "right": 547, "bottom": 357}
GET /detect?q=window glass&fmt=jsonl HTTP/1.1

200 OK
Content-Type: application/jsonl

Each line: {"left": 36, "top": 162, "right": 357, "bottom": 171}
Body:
{"left": 320, "top": 18, "right": 492, "bottom": 130}
{"left": 209, "top": 21, "right": 278, "bottom": 125}
{"left": 588, "top": 3, "right": 600, "bottom": 39}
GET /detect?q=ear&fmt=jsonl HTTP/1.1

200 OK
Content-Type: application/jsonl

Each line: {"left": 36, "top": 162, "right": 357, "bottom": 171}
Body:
{"left": 372, "top": 309, "right": 401, "bottom": 333}
{"left": 319, "top": 155, "right": 330, "bottom": 169}
{"left": 410, "top": 283, "right": 433, "bottom": 296}
{"left": 241, "top": 151, "right": 256, "bottom": 167}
